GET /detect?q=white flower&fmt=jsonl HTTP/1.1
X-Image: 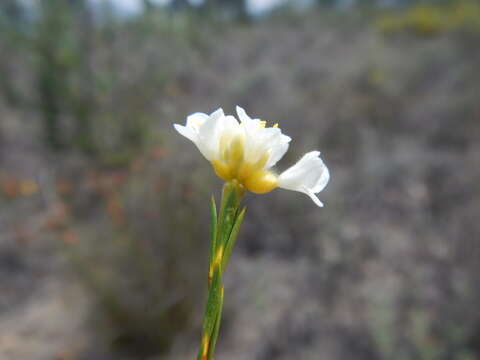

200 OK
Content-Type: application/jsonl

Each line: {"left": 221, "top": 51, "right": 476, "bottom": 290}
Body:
{"left": 174, "top": 106, "right": 330, "bottom": 207}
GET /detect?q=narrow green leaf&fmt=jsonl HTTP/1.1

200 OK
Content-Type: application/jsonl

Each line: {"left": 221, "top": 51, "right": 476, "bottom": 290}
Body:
{"left": 207, "top": 286, "right": 224, "bottom": 360}
{"left": 218, "top": 183, "right": 233, "bottom": 220}
{"left": 221, "top": 207, "right": 246, "bottom": 273}
{"left": 209, "top": 195, "right": 218, "bottom": 267}
{"left": 218, "top": 186, "right": 241, "bottom": 251}
{"left": 199, "top": 269, "right": 222, "bottom": 345}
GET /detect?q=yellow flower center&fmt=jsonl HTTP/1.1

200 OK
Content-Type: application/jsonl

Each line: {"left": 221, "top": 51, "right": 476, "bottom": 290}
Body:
{"left": 211, "top": 133, "right": 278, "bottom": 194}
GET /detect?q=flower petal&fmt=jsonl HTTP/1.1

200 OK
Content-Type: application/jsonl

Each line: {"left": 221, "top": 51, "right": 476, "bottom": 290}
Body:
{"left": 236, "top": 106, "right": 253, "bottom": 123}
{"left": 303, "top": 187, "right": 325, "bottom": 207}
{"left": 195, "top": 108, "right": 224, "bottom": 161}
{"left": 278, "top": 151, "right": 329, "bottom": 207}
{"left": 236, "top": 106, "right": 291, "bottom": 167}
{"left": 186, "top": 112, "right": 209, "bottom": 131}
{"left": 174, "top": 123, "right": 197, "bottom": 142}
{"left": 265, "top": 132, "right": 291, "bottom": 168}
{"left": 221, "top": 114, "right": 242, "bottom": 137}
{"left": 174, "top": 108, "right": 225, "bottom": 161}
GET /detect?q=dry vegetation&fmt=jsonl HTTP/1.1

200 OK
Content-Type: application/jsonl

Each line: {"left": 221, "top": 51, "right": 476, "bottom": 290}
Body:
{"left": 0, "top": 4, "right": 479, "bottom": 360}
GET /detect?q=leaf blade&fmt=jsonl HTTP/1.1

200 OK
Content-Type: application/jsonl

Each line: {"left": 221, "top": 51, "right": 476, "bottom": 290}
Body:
{"left": 221, "top": 207, "right": 246, "bottom": 273}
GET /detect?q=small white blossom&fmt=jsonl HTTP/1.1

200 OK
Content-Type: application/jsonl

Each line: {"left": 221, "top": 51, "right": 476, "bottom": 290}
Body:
{"left": 174, "top": 106, "right": 330, "bottom": 207}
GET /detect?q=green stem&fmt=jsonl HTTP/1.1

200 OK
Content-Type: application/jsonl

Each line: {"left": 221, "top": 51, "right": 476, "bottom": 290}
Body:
{"left": 197, "top": 181, "right": 245, "bottom": 360}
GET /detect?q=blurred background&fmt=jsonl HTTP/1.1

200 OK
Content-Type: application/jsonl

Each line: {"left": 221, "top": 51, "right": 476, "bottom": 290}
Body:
{"left": 0, "top": 0, "right": 479, "bottom": 359}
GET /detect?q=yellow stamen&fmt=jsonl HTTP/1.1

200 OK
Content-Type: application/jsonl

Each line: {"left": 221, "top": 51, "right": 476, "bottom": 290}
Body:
{"left": 259, "top": 121, "right": 267, "bottom": 128}
{"left": 273, "top": 123, "right": 278, "bottom": 128}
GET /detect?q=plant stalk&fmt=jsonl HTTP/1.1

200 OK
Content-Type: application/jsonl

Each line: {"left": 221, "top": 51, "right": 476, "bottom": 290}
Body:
{"left": 196, "top": 181, "right": 245, "bottom": 360}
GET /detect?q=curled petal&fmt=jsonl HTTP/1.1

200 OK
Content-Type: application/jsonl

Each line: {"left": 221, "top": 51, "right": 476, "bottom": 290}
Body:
{"left": 278, "top": 151, "right": 330, "bottom": 207}
{"left": 174, "top": 108, "right": 225, "bottom": 161}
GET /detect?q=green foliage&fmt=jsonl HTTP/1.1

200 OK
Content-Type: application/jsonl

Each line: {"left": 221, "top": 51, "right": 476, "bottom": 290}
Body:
{"left": 34, "top": 0, "right": 76, "bottom": 150}
{"left": 198, "top": 181, "right": 246, "bottom": 360}
{"left": 376, "top": 0, "right": 480, "bottom": 37}
{"left": 0, "top": 2, "right": 201, "bottom": 160}
{"left": 209, "top": 196, "right": 218, "bottom": 272}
